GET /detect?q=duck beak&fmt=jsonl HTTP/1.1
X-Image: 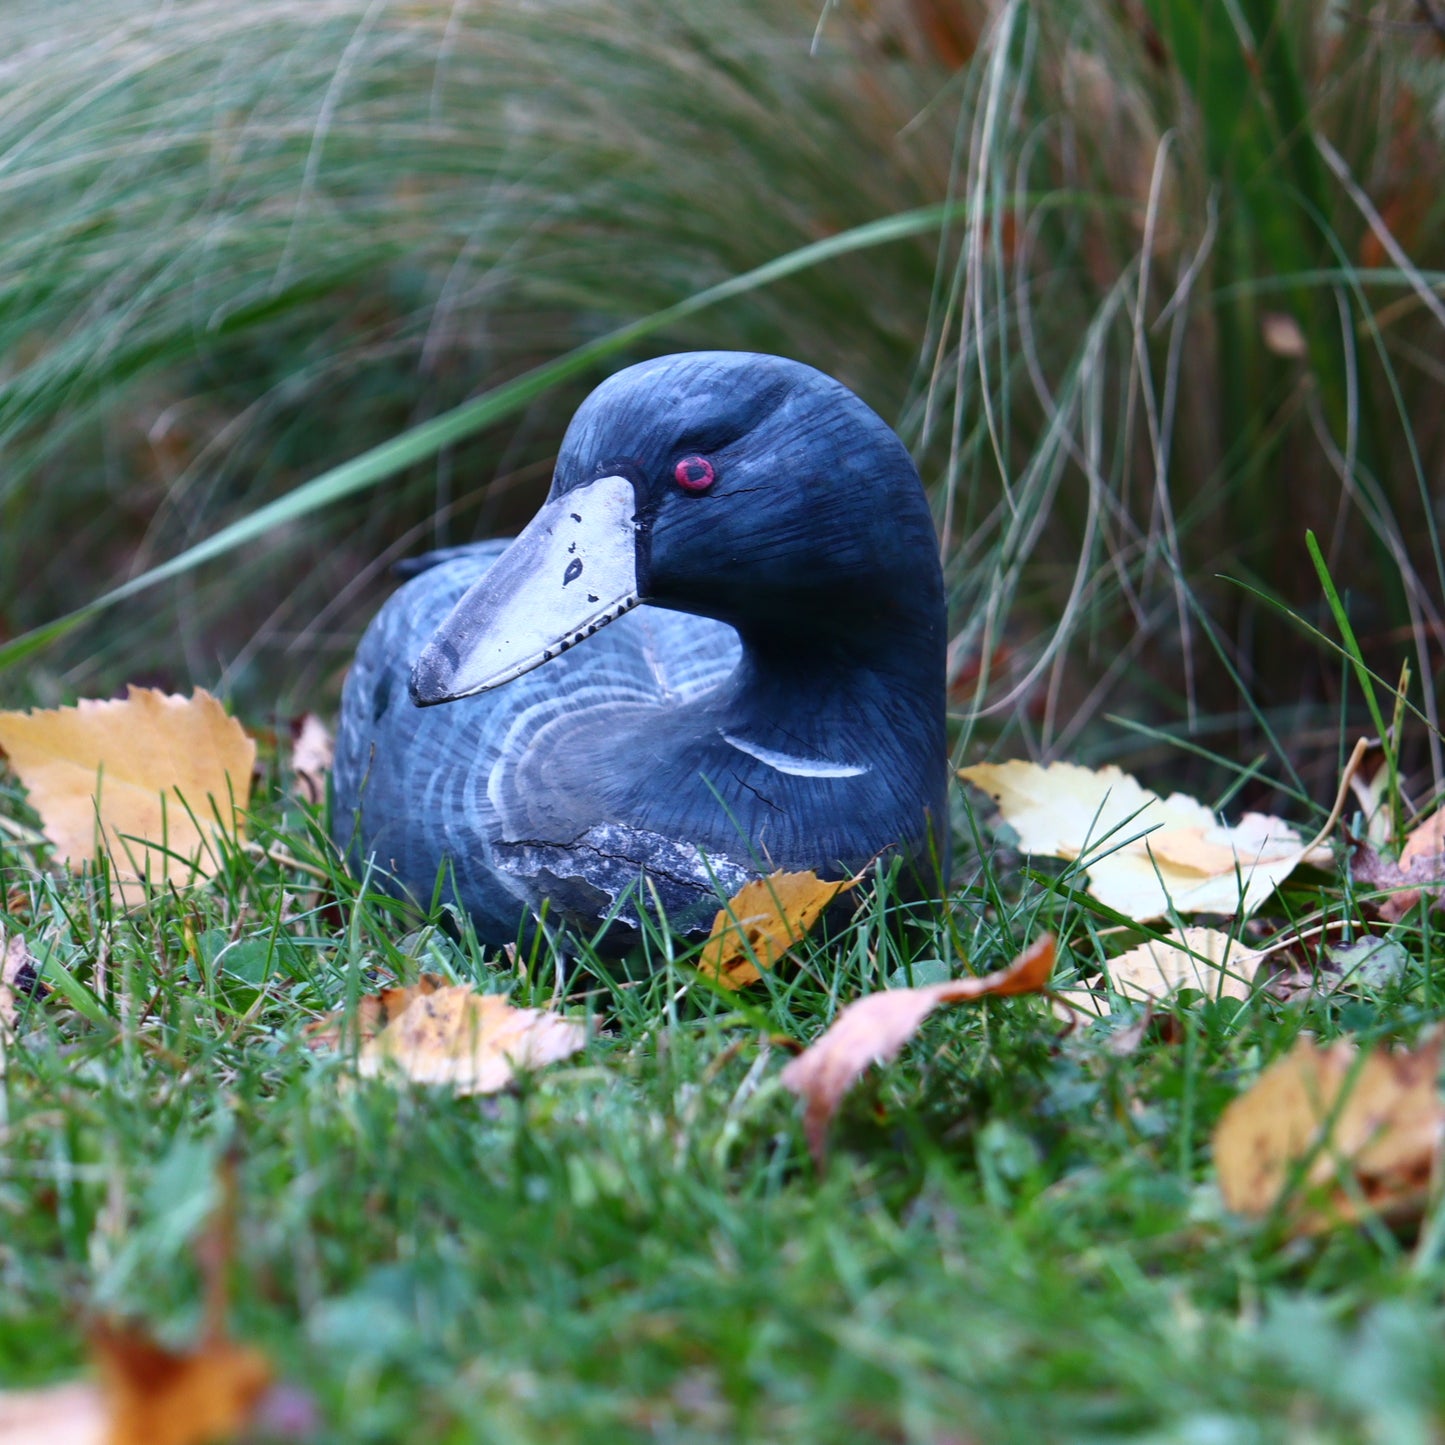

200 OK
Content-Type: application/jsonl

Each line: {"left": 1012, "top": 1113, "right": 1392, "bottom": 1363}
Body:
{"left": 409, "top": 473, "right": 640, "bottom": 705}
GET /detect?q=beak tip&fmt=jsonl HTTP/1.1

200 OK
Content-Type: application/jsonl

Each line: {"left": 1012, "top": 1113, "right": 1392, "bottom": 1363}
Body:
{"left": 409, "top": 641, "right": 461, "bottom": 707}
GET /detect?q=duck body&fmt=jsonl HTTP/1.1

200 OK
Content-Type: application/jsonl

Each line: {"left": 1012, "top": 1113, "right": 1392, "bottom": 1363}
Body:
{"left": 332, "top": 351, "right": 947, "bottom": 948}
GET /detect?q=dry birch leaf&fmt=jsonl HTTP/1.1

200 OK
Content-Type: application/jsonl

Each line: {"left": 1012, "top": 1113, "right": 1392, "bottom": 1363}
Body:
{"left": 288, "top": 713, "right": 334, "bottom": 807}
{"left": 960, "top": 760, "right": 1332, "bottom": 922}
{"left": 303, "top": 972, "right": 447, "bottom": 1050}
{"left": 698, "top": 869, "right": 859, "bottom": 988}
{"left": 1213, "top": 1031, "right": 1445, "bottom": 1233}
{"left": 1049, "top": 987, "right": 1112, "bottom": 1022}
{"left": 0, "top": 930, "right": 40, "bottom": 1079}
{"left": 1107, "top": 927, "right": 1264, "bottom": 1004}
{"left": 781, "top": 935, "right": 1055, "bottom": 1165}
{"left": 1347, "top": 757, "right": 1393, "bottom": 850}
{"left": 0, "top": 1381, "right": 107, "bottom": 1444}
{"left": 0, "top": 688, "right": 254, "bottom": 906}
{"left": 1260, "top": 311, "right": 1308, "bottom": 358}
{"left": 356, "top": 985, "right": 585, "bottom": 1095}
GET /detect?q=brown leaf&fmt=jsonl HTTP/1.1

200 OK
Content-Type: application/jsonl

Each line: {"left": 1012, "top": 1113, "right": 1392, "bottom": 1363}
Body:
{"left": 1107, "top": 927, "right": 1264, "bottom": 1004}
{"left": 288, "top": 714, "right": 333, "bottom": 808}
{"left": 697, "top": 870, "right": 858, "bottom": 988}
{"left": 0, "top": 1328, "right": 275, "bottom": 1445}
{"left": 1213, "top": 1031, "right": 1445, "bottom": 1233}
{"left": 303, "top": 972, "right": 446, "bottom": 1050}
{"left": 0, "top": 688, "right": 254, "bottom": 906}
{"left": 1353, "top": 809, "right": 1445, "bottom": 922}
{"left": 780, "top": 935, "right": 1055, "bottom": 1165}
{"left": 355, "top": 984, "right": 586, "bottom": 1095}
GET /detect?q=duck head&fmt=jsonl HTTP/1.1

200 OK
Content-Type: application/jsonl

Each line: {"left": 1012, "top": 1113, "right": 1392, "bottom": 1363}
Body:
{"left": 409, "top": 351, "right": 941, "bottom": 705}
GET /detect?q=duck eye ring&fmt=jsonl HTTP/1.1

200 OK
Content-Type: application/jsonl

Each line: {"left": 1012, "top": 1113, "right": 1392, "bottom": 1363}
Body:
{"left": 673, "top": 455, "right": 716, "bottom": 494}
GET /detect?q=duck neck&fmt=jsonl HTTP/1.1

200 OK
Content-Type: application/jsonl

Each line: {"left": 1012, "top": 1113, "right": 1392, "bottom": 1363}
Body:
{"left": 716, "top": 602, "right": 945, "bottom": 772}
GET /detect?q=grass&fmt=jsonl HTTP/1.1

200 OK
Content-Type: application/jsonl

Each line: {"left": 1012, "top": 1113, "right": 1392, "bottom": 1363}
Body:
{"left": 5, "top": 0, "right": 1445, "bottom": 1435}
{"left": 5, "top": 708, "right": 1445, "bottom": 1440}
{"left": 0, "top": 0, "right": 950, "bottom": 706}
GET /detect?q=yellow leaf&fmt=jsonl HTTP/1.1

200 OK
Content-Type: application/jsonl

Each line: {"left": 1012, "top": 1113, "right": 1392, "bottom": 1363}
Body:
{"left": 1107, "top": 927, "right": 1264, "bottom": 1004}
{"left": 780, "top": 935, "right": 1055, "bottom": 1165}
{"left": 1213, "top": 1031, "right": 1445, "bottom": 1233}
{"left": 697, "top": 870, "right": 858, "bottom": 988}
{"left": 356, "top": 985, "right": 586, "bottom": 1095}
{"left": 960, "top": 760, "right": 1325, "bottom": 922}
{"left": 0, "top": 688, "right": 254, "bottom": 906}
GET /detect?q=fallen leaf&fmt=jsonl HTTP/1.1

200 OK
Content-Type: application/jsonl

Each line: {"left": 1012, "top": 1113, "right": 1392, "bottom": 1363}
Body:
{"left": 1099, "top": 1004, "right": 1156, "bottom": 1058}
{"left": 1401, "top": 809, "right": 1445, "bottom": 869}
{"left": 1353, "top": 808, "right": 1445, "bottom": 922}
{"left": 0, "top": 1327, "right": 276, "bottom": 1445}
{"left": 1107, "top": 927, "right": 1264, "bottom": 1004}
{"left": 1347, "top": 753, "right": 1393, "bottom": 849}
{"left": 0, "top": 688, "right": 254, "bottom": 906}
{"left": 289, "top": 714, "right": 333, "bottom": 807}
{"left": 1048, "top": 987, "right": 1112, "bottom": 1022}
{"left": 960, "top": 759, "right": 1339, "bottom": 922}
{"left": 356, "top": 984, "right": 585, "bottom": 1095}
{"left": 1265, "top": 935, "right": 1409, "bottom": 1003}
{"left": 96, "top": 1326, "right": 275, "bottom": 1445}
{"left": 698, "top": 870, "right": 859, "bottom": 988}
{"left": 1260, "top": 311, "right": 1308, "bottom": 358}
{"left": 1323, "top": 936, "right": 1409, "bottom": 992}
{"left": 1213, "top": 1030, "right": 1445, "bottom": 1233}
{"left": 0, "top": 938, "right": 21, "bottom": 1026}
{"left": 0, "top": 930, "right": 40, "bottom": 1079}
{"left": 303, "top": 972, "right": 446, "bottom": 1050}
{"left": 780, "top": 935, "right": 1055, "bottom": 1165}
{"left": 0, "top": 1381, "right": 106, "bottom": 1444}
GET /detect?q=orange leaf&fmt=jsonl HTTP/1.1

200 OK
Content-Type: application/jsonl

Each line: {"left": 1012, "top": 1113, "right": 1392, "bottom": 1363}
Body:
{"left": 0, "top": 688, "right": 254, "bottom": 906}
{"left": 0, "top": 1326, "right": 276, "bottom": 1445}
{"left": 94, "top": 1325, "right": 274, "bottom": 1445}
{"left": 697, "top": 870, "right": 858, "bottom": 988}
{"left": 1213, "top": 1030, "right": 1445, "bottom": 1234}
{"left": 780, "top": 935, "right": 1055, "bottom": 1165}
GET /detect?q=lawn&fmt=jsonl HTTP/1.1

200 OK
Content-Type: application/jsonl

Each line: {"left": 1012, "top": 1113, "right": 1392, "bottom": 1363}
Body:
{"left": 4, "top": 730, "right": 1445, "bottom": 1440}
{"left": 4, "top": 0, "right": 1445, "bottom": 1439}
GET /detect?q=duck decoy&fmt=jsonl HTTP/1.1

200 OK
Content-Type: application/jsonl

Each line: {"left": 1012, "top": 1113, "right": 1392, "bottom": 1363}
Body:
{"left": 332, "top": 351, "right": 947, "bottom": 949}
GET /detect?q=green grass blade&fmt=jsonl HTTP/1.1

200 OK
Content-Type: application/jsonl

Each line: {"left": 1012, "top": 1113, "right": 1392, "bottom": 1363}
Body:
{"left": 0, "top": 202, "right": 966, "bottom": 678}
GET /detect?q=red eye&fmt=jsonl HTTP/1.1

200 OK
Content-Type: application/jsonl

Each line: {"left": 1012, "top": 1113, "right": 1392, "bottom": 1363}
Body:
{"left": 673, "top": 455, "right": 716, "bottom": 493}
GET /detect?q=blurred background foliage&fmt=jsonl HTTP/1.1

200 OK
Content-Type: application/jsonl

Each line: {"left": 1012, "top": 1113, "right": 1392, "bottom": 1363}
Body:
{"left": 2, "top": 0, "right": 1444, "bottom": 798}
